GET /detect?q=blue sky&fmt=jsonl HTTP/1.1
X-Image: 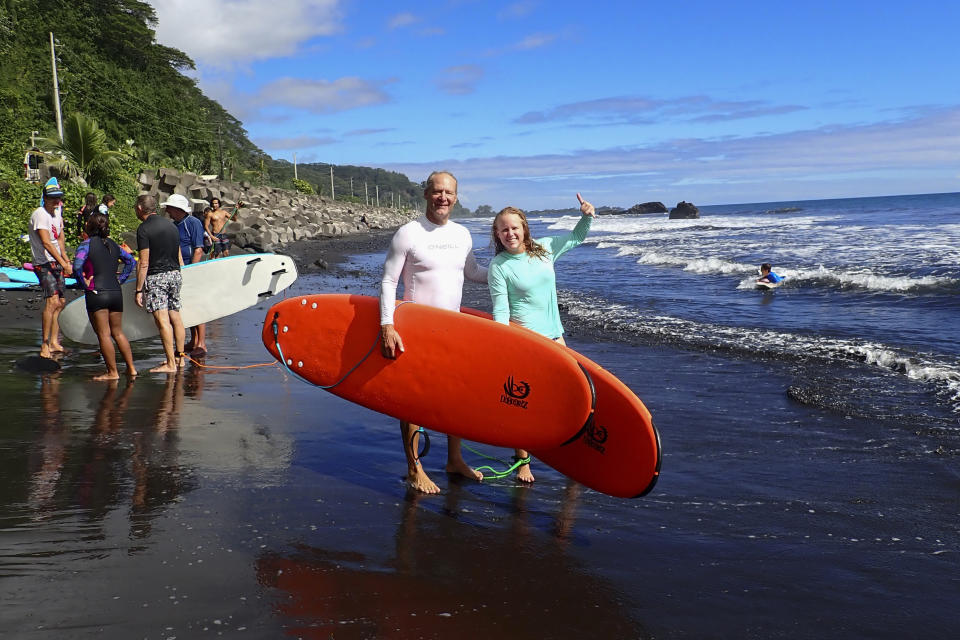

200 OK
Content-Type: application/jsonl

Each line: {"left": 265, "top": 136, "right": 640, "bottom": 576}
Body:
{"left": 149, "top": 0, "right": 960, "bottom": 210}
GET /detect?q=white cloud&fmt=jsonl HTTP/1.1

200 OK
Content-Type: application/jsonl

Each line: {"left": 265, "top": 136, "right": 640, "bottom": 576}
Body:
{"left": 256, "top": 134, "right": 338, "bottom": 150}
{"left": 515, "top": 95, "right": 806, "bottom": 126}
{"left": 498, "top": 2, "right": 538, "bottom": 20}
{"left": 253, "top": 76, "right": 391, "bottom": 114}
{"left": 436, "top": 65, "right": 485, "bottom": 95}
{"left": 483, "top": 31, "right": 559, "bottom": 57}
{"left": 148, "top": 0, "right": 342, "bottom": 69}
{"left": 387, "top": 12, "right": 419, "bottom": 30}
{"left": 382, "top": 107, "right": 960, "bottom": 208}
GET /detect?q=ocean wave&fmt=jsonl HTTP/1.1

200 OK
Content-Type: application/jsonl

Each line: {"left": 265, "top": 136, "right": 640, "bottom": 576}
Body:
{"left": 588, "top": 243, "right": 957, "bottom": 294}
{"left": 560, "top": 292, "right": 960, "bottom": 413}
{"left": 734, "top": 266, "right": 956, "bottom": 293}
{"left": 547, "top": 214, "right": 834, "bottom": 236}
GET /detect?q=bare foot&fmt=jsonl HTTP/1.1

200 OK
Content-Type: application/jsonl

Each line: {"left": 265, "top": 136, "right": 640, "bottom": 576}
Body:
{"left": 517, "top": 463, "right": 535, "bottom": 483}
{"left": 50, "top": 343, "right": 67, "bottom": 353}
{"left": 445, "top": 459, "right": 483, "bottom": 482}
{"left": 126, "top": 368, "right": 138, "bottom": 378}
{"left": 39, "top": 346, "right": 53, "bottom": 359}
{"left": 150, "top": 363, "right": 178, "bottom": 373}
{"left": 93, "top": 372, "right": 120, "bottom": 381}
{"left": 408, "top": 467, "right": 441, "bottom": 494}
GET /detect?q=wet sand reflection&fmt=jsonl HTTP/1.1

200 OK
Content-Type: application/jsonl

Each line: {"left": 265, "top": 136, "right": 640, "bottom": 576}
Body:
{"left": 257, "top": 479, "right": 650, "bottom": 639}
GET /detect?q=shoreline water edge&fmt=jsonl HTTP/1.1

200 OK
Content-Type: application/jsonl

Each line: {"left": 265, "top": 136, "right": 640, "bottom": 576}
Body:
{"left": 1, "top": 193, "right": 958, "bottom": 639}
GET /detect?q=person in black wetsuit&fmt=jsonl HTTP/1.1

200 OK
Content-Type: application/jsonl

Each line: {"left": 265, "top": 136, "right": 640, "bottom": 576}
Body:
{"left": 72, "top": 212, "right": 138, "bottom": 380}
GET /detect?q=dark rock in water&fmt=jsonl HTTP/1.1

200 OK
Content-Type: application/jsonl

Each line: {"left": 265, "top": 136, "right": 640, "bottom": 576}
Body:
{"left": 764, "top": 206, "right": 802, "bottom": 214}
{"left": 669, "top": 201, "right": 700, "bottom": 219}
{"left": 595, "top": 206, "right": 625, "bottom": 215}
{"left": 16, "top": 355, "right": 61, "bottom": 373}
{"left": 314, "top": 258, "right": 329, "bottom": 269}
{"left": 627, "top": 202, "right": 668, "bottom": 214}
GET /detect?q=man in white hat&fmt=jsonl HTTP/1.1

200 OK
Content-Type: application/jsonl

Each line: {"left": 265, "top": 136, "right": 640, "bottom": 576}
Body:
{"left": 133, "top": 194, "right": 185, "bottom": 373}
{"left": 30, "top": 182, "right": 74, "bottom": 358}
{"left": 162, "top": 194, "right": 207, "bottom": 356}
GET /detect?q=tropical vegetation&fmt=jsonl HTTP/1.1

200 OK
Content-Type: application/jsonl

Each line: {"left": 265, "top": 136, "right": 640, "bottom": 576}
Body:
{"left": 0, "top": 0, "right": 445, "bottom": 264}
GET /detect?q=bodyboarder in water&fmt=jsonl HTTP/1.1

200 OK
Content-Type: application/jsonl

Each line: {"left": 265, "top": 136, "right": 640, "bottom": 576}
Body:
{"left": 757, "top": 263, "right": 785, "bottom": 284}
{"left": 380, "top": 170, "right": 488, "bottom": 494}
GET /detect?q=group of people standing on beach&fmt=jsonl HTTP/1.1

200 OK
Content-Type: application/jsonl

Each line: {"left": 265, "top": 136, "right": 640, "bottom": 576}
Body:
{"left": 28, "top": 181, "right": 241, "bottom": 379}
{"left": 379, "top": 170, "right": 595, "bottom": 493}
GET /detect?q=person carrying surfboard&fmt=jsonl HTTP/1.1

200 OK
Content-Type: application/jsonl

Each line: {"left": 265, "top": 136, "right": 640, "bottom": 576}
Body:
{"left": 757, "top": 263, "right": 784, "bottom": 285}
{"left": 133, "top": 194, "right": 186, "bottom": 373}
{"left": 380, "top": 171, "right": 488, "bottom": 494}
{"left": 488, "top": 194, "right": 596, "bottom": 483}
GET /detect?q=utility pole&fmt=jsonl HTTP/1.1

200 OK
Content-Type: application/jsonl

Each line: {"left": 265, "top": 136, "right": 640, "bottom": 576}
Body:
{"left": 350, "top": 177, "right": 353, "bottom": 198}
{"left": 376, "top": 185, "right": 380, "bottom": 207}
{"left": 49, "top": 32, "right": 63, "bottom": 141}
{"left": 365, "top": 182, "right": 368, "bottom": 205}
{"left": 329, "top": 166, "right": 335, "bottom": 200}
{"left": 293, "top": 152, "right": 298, "bottom": 180}
{"left": 217, "top": 122, "right": 225, "bottom": 178}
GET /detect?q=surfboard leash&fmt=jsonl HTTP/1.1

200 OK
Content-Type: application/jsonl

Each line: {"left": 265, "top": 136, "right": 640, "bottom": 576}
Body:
{"left": 462, "top": 442, "right": 531, "bottom": 479}
{"left": 410, "top": 426, "right": 431, "bottom": 466}
{"left": 270, "top": 311, "right": 383, "bottom": 390}
{"left": 176, "top": 352, "right": 280, "bottom": 370}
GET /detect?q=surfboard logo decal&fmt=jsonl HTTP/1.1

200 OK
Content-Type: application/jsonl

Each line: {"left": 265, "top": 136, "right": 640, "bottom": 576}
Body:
{"left": 501, "top": 376, "right": 531, "bottom": 409}
{"left": 585, "top": 423, "right": 608, "bottom": 454}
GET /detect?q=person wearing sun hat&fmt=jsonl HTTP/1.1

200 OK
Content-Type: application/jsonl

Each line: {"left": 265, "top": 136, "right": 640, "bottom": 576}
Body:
{"left": 162, "top": 193, "right": 207, "bottom": 356}
{"left": 29, "top": 181, "right": 74, "bottom": 358}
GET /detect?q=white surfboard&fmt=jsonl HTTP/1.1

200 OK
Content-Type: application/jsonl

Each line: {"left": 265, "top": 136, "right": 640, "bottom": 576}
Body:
{"left": 755, "top": 280, "right": 781, "bottom": 290}
{"left": 60, "top": 253, "right": 298, "bottom": 344}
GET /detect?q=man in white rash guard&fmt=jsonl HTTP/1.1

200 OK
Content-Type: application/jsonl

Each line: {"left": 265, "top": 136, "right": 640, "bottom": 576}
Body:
{"left": 380, "top": 170, "right": 488, "bottom": 494}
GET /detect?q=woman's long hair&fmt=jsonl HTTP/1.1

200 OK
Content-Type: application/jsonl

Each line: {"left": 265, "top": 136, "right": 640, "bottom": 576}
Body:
{"left": 491, "top": 207, "right": 548, "bottom": 259}
{"left": 82, "top": 192, "right": 97, "bottom": 213}
{"left": 84, "top": 212, "right": 110, "bottom": 242}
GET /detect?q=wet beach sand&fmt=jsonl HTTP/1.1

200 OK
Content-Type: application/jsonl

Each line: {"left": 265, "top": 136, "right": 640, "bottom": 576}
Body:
{"left": 1, "top": 231, "right": 957, "bottom": 639}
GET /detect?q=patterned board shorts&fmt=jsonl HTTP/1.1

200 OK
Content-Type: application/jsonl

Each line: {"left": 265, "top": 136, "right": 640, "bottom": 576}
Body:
{"left": 213, "top": 232, "right": 230, "bottom": 254}
{"left": 143, "top": 270, "right": 182, "bottom": 313}
{"left": 34, "top": 262, "right": 65, "bottom": 299}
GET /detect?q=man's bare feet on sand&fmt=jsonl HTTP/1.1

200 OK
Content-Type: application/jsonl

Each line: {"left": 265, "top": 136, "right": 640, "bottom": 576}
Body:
{"left": 92, "top": 372, "right": 119, "bottom": 381}
{"left": 150, "top": 363, "right": 178, "bottom": 373}
{"left": 49, "top": 343, "right": 67, "bottom": 353}
{"left": 445, "top": 459, "right": 483, "bottom": 482}
{"left": 517, "top": 463, "right": 535, "bottom": 483}
{"left": 408, "top": 466, "right": 441, "bottom": 494}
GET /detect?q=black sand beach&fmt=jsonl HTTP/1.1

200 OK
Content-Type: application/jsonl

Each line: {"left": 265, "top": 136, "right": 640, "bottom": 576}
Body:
{"left": 1, "top": 230, "right": 957, "bottom": 639}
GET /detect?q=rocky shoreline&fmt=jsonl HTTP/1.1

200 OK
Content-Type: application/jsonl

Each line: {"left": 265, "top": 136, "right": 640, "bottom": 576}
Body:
{"left": 132, "top": 168, "right": 418, "bottom": 253}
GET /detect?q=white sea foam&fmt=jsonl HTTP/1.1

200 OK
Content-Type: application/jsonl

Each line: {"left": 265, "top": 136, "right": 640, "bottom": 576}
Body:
{"left": 560, "top": 292, "right": 960, "bottom": 412}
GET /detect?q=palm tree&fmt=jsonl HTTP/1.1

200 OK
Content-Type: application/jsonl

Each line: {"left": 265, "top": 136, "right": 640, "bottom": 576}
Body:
{"left": 40, "top": 113, "right": 122, "bottom": 188}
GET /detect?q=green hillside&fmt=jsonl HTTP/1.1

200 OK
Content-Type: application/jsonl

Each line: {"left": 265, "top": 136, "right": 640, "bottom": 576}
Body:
{"left": 0, "top": 0, "right": 441, "bottom": 262}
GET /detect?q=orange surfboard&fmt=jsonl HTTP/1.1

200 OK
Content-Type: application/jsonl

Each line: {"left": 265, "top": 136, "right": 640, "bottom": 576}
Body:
{"left": 462, "top": 308, "right": 662, "bottom": 498}
{"left": 261, "top": 294, "right": 595, "bottom": 449}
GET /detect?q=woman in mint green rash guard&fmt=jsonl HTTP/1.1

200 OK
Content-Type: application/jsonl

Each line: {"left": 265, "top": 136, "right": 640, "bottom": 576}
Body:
{"left": 488, "top": 193, "right": 596, "bottom": 483}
